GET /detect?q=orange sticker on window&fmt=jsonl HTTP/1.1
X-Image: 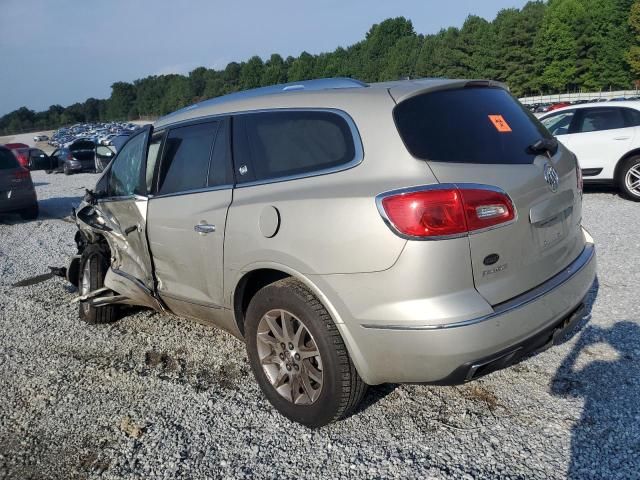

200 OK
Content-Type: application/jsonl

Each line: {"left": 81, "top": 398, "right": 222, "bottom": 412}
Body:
{"left": 488, "top": 115, "right": 512, "bottom": 133}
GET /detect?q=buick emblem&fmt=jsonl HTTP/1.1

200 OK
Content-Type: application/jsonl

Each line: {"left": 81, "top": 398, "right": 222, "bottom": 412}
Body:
{"left": 544, "top": 163, "right": 559, "bottom": 193}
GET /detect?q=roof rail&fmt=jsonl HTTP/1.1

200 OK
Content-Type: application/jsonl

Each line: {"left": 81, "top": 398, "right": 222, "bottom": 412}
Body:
{"left": 161, "top": 77, "right": 368, "bottom": 120}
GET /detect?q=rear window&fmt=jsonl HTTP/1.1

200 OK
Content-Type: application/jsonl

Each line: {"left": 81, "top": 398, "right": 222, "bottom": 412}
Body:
{"left": 393, "top": 87, "right": 552, "bottom": 164}
{"left": 233, "top": 110, "right": 356, "bottom": 183}
{"left": 0, "top": 148, "right": 18, "bottom": 169}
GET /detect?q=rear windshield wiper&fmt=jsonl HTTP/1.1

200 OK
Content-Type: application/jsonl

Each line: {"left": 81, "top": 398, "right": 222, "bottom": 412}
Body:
{"left": 527, "top": 138, "right": 558, "bottom": 156}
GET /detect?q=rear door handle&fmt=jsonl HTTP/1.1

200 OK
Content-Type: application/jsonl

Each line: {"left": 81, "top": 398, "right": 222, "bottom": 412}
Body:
{"left": 614, "top": 136, "right": 630, "bottom": 140}
{"left": 194, "top": 223, "right": 216, "bottom": 235}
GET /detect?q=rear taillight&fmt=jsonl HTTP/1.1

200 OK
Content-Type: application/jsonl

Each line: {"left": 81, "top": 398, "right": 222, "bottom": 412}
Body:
{"left": 17, "top": 154, "right": 28, "bottom": 167}
{"left": 378, "top": 185, "right": 516, "bottom": 239}
{"left": 575, "top": 158, "right": 583, "bottom": 193}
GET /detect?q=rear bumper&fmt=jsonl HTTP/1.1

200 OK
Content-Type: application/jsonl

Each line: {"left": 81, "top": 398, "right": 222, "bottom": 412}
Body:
{"left": 0, "top": 188, "right": 37, "bottom": 213}
{"left": 333, "top": 236, "right": 596, "bottom": 385}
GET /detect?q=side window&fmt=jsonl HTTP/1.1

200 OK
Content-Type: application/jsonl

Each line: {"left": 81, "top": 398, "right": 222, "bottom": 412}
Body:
{"left": 541, "top": 111, "right": 575, "bottom": 136}
{"left": 108, "top": 130, "right": 148, "bottom": 197}
{"left": 157, "top": 121, "right": 219, "bottom": 195}
{"left": 575, "top": 108, "right": 625, "bottom": 133}
{"left": 233, "top": 110, "right": 356, "bottom": 183}
{"left": 145, "top": 132, "right": 164, "bottom": 193}
{"left": 208, "top": 118, "right": 233, "bottom": 187}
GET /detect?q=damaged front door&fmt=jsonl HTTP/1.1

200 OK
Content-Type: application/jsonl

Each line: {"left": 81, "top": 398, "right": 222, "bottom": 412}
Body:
{"left": 90, "top": 125, "right": 158, "bottom": 309}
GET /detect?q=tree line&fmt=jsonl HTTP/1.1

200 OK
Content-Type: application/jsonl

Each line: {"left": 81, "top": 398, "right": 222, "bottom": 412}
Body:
{"left": 2, "top": 0, "right": 640, "bottom": 135}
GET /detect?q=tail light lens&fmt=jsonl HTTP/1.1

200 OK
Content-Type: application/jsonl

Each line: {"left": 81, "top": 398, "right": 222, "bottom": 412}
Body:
{"left": 379, "top": 186, "right": 515, "bottom": 239}
{"left": 575, "top": 157, "right": 583, "bottom": 192}
{"left": 17, "top": 154, "right": 28, "bottom": 167}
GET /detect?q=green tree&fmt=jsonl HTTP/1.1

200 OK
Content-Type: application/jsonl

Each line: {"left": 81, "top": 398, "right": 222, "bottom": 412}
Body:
{"left": 239, "top": 56, "right": 265, "bottom": 90}
{"left": 626, "top": 0, "right": 640, "bottom": 80}
{"left": 106, "top": 82, "right": 136, "bottom": 120}
{"left": 533, "top": 0, "right": 584, "bottom": 92}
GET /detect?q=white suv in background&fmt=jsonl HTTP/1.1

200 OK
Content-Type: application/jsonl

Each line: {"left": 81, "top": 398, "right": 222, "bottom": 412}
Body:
{"left": 540, "top": 102, "right": 640, "bottom": 200}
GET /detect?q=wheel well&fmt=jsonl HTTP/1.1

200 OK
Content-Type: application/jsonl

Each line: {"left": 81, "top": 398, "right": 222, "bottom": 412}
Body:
{"left": 615, "top": 149, "right": 640, "bottom": 181}
{"left": 233, "top": 269, "right": 290, "bottom": 336}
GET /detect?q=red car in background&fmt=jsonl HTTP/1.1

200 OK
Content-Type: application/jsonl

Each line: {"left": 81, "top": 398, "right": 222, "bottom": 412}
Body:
{"left": 3, "top": 143, "right": 31, "bottom": 168}
{"left": 547, "top": 102, "right": 571, "bottom": 112}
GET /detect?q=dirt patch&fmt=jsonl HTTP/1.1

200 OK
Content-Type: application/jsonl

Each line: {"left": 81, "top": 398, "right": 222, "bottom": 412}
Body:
{"left": 461, "top": 385, "right": 500, "bottom": 411}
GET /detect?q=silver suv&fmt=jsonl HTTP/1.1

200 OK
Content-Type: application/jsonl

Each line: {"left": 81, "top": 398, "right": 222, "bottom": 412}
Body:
{"left": 63, "top": 78, "right": 596, "bottom": 426}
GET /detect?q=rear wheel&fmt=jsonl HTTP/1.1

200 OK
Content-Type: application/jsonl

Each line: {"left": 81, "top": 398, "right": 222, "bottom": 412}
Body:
{"left": 618, "top": 155, "right": 640, "bottom": 201}
{"left": 78, "top": 244, "right": 116, "bottom": 324}
{"left": 245, "top": 278, "right": 366, "bottom": 427}
{"left": 19, "top": 203, "right": 39, "bottom": 220}
{"left": 63, "top": 164, "right": 72, "bottom": 176}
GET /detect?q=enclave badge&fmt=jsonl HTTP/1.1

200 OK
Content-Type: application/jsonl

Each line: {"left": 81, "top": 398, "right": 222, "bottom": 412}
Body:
{"left": 544, "top": 162, "right": 560, "bottom": 193}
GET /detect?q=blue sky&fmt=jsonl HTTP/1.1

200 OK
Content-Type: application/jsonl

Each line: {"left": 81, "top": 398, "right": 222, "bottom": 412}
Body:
{"left": 0, "top": 0, "right": 528, "bottom": 115}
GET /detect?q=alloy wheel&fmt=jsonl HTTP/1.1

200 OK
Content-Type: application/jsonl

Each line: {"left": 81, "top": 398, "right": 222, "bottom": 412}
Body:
{"left": 255, "top": 309, "right": 323, "bottom": 405}
{"left": 625, "top": 164, "right": 640, "bottom": 196}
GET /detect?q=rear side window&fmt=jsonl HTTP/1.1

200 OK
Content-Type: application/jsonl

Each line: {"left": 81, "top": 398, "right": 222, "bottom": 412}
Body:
{"left": 623, "top": 107, "right": 640, "bottom": 126}
{"left": 233, "top": 110, "right": 356, "bottom": 183}
{"left": 394, "top": 87, "right": 551, "bottom": 164}
{"left": 575, "top": 108, "right": 625, "bottom": 133}
{"left": 158, "top": 121, "right": 219, "bottom": 195}
{"left": 0, "top": 148, "right": 18, "bottom": 169}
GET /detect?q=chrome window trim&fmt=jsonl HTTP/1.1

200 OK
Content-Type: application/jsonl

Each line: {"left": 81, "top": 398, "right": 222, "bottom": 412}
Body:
{"left": 157, "top": 108, "right": 364, "bottom": 189}
{"left": 233, "top": 108, "right": 364, "bottom": 188}
{"left": 149, "top": 183, "right": 233, "bottom": 199}
{"left": 375, "top": 183, "right": 519, "bottom": 241}
{"left": 361, "top": 242, "right": 595, "bottom": 331}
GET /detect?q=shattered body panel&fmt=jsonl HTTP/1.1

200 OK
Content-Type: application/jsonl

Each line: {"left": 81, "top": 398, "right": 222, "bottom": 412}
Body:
{"left": 73, "top": 195, "right": 163, "bottom": 311}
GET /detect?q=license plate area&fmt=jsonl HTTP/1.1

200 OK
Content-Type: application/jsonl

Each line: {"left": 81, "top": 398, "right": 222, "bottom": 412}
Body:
{"left": 535, "top": 213, "right": 567, "bottom": 250}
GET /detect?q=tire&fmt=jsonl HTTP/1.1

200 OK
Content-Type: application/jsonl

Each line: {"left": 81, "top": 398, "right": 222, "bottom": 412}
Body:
{"left": 19, "top": 203, "right": 39, "bottom": 220}
{"left": 45, "top": 170, "right": 52, "bottom": 174}
{"left": 63, "top": 164, "right": 72, "bottom": 176}
{"left": 78, "top": 244, "right": 117, "bottom": 324}
{"left": 617, "top": 155, "right": 640, "bottom": 201}
{"left": 245, "top": 278, "right": 366, "bottom": 427}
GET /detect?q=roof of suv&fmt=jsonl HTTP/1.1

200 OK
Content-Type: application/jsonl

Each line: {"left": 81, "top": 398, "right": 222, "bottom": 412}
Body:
{"left": 155, "top": 77, "right": 507, "bottom": 129}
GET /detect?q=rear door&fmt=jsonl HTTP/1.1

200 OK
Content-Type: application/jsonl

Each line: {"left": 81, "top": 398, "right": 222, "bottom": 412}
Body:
{"left": 147, "top": 117, "right": 233, "bottom": 312}
{"left": 392, "top": 86, "right": 584, "bottom": 305}
{"left": 27, "top": 148, "right": 54, "bottom": 171}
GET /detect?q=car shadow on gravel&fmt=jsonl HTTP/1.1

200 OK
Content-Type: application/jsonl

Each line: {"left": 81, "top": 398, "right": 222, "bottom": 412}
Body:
{"left": 37, "top": 195, "right": 82, "bottom": 220}
{"left": 582, "top": 184, "right": 621, "bottom": 196}
{"left": 0, "top": 196, "right": 80, "bottom": 225}
{"left": 551, "top": 303, "right": 639, "bottom": 475}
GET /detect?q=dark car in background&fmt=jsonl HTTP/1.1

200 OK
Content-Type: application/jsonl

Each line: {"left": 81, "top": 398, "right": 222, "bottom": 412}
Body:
{"left": 49, "top": 140, "right": 114, "bottom": 175}
{"left": 0, "top": 146, "right": 38, "bottom": 220}
{"left": 8, "top": 147, "right": 49, "bottom": 170}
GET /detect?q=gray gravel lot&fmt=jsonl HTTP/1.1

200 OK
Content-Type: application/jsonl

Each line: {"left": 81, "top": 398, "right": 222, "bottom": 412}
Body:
{"left": 0, "top": 172, "right": 638, "bottom": 479}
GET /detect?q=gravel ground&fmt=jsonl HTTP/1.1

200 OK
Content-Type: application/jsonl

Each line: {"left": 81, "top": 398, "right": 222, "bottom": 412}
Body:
{"left": 0, "top": 172, "right": 638, "bottom": 479}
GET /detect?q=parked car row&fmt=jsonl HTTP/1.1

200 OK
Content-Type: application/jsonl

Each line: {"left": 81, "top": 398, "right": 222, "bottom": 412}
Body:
{"left": 526, "top": 96, "right": 640, "bottom": 113}
{"left": 2, "top": 139, "right": 115, "bottom": 176}
{"left": 48, "top": 122, "right": 139, "bottom": 149}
